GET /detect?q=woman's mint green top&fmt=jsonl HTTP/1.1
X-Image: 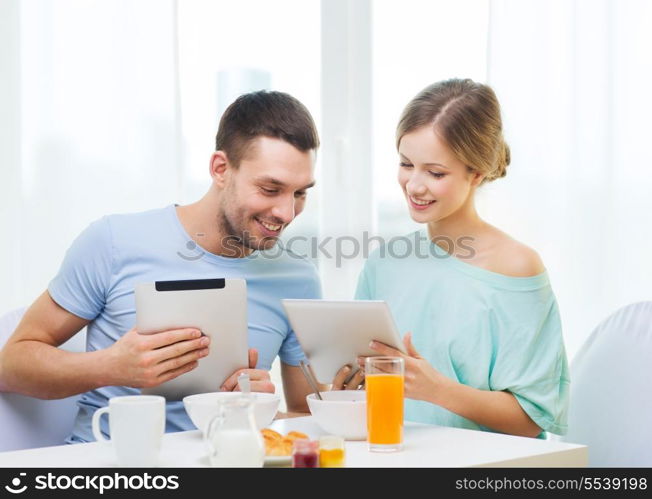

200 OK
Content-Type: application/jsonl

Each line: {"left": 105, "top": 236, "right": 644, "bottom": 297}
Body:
{"left": 355, "top": 230, "right": 570, "bottom": 437}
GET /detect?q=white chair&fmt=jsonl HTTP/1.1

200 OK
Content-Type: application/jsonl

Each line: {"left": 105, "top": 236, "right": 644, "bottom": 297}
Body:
{"left": 562, "top": 301, "right": 652, "bottom": 466}
{"left": 0, "top": 307, "right": 86, "bottom": 451}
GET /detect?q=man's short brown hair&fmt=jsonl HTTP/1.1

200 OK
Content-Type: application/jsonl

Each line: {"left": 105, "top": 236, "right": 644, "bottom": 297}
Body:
{"left": 215, "top": 90, "right": 320, "bottom": 167}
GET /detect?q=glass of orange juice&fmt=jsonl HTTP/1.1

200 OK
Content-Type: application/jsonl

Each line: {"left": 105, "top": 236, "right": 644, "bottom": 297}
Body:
{"left": 365, "top": 356, "right": 405, "bottom": 452}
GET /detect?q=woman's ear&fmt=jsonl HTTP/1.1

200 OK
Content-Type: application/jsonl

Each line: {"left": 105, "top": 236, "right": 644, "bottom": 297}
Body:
{"left": 471, "top": 171, "right": 485, "bottom": 187}
{"left": 209, "top": 151, "right": 230, "bottom": 187}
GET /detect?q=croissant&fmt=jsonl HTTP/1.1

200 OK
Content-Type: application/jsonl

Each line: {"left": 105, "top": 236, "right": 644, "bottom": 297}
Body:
{"left": 261, "top": 429, "right": 309, "bottom": 456}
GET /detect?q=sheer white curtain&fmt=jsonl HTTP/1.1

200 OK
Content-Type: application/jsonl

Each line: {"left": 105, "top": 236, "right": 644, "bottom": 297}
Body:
{"left": 0, "top": 0, "right": 321, "bottom": 411}
{"left": 3, "top": 0, "right": 650, "bottom": 363}
{"left": 484, "top": 0, "right": 652, "bottom": 356}
{"left": 0, "top": 0, "right": 182, "bottom": 312}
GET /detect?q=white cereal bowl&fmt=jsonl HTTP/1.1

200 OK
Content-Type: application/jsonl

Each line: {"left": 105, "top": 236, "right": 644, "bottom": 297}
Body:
{"left": 183, "top": 392, "right": 280, "bottom": 435}
{"left": 306, "top": 390, "right": 367, "bottom": 440}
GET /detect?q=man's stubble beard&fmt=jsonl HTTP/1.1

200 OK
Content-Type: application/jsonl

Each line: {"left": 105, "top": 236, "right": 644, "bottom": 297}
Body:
{"left": 218, "top": 200, "right": 279, "bottom": 254}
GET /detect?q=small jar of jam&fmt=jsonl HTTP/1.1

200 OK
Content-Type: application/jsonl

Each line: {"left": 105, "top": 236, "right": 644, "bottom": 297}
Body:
{"left": 292, "top": 439, "right": 319, "bottom": 468}
{"left": 319, "top": 435, "right": 345, "bottom": 468}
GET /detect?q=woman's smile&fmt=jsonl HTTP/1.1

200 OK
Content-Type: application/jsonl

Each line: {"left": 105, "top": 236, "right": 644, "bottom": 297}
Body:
{"left": 408, "top": 196, "right": 437, "bottom": 210}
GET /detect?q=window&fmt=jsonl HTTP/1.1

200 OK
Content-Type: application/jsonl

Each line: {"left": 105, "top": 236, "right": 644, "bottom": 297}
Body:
{"left": 372, "top": 0, "right": 489, "bottom": 238}
{"left": 177, "top": 0, "right": 321, "bottom": 250}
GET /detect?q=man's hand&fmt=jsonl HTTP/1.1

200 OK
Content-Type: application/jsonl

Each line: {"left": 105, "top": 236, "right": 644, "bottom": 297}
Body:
{"left": 330, "top": 364, "right": 365, "bottom": 390}
{"left": 220, "top": 348, "right": 275, "bottom": 393}
{"left": 105, "top": 327, "right": 210, "bottom": 388}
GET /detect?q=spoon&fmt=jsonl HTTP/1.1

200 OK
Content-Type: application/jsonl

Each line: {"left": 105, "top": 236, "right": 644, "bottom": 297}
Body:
{"left": 299, "top": 360, "right": 323, "bottom": 400}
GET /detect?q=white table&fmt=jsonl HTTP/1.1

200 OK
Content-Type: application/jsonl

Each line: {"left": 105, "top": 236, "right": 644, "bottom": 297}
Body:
{"left": 0, "top": 417, "right": 587, "bottom": 468}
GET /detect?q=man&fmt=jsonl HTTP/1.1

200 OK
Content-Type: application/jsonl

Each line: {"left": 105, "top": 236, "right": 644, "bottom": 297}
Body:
{"left": 0, "top": 90, "right": 325, "bottom": 443}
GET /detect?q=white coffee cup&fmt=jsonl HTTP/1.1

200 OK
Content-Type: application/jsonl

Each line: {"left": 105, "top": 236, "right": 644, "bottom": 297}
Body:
{"left": 92, "top": 395, "right": 165, "bottom": 467}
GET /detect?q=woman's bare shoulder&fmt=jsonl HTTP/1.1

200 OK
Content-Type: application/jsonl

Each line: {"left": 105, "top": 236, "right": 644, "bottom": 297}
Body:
{"left": 482, "top": 226, "right": 546, "bottom": 277}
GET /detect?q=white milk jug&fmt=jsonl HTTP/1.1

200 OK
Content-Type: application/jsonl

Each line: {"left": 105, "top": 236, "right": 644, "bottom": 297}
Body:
{"left": 206, "top": 397, "right": 265, "bottom": 467}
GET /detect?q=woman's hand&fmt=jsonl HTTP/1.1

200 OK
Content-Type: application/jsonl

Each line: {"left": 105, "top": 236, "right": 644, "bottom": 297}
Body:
{"left": 362, "top": 334, "right": 542, "bottom": 437}
{"left": 360, "top": 332, "right": 450, "bottom": 403}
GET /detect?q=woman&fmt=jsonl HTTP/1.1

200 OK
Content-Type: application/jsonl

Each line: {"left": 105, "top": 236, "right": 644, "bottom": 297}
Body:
{"left": 344, "top": 79, "right": 569, "bottom": 438}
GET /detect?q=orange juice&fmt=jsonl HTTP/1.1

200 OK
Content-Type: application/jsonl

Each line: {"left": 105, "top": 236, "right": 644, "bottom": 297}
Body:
{"left": 366, "top": 373, "right": 404, "bottom": 445}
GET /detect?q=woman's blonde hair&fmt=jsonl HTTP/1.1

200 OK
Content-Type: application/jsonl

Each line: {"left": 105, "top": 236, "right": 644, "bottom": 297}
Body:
{"left": 396, "top": 78, "right": 510, "bottom": 183}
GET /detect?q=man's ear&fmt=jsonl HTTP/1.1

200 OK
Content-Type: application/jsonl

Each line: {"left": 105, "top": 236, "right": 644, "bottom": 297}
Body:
{"left": 209, "top": 151, "right": 230, "bottom": 187}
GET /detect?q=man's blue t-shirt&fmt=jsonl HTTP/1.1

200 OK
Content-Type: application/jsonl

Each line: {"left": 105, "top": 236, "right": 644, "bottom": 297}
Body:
{"left": 48, "top": 205, "right": 321, "bottom": 443}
